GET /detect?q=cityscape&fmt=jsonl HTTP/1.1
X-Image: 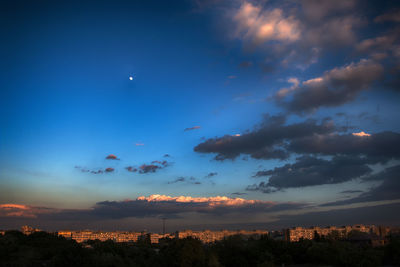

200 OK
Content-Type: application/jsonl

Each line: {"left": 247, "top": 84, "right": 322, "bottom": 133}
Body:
{"left": 6, "top": 224, "right": 396, "bottom": 245}
{"left": 1, "top": 0, "right": 400, "bottom": 265}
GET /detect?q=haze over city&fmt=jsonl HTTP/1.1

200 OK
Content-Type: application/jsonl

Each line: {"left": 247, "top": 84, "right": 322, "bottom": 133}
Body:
{"left": 1, "top": 0, "right": 400, "bottom": 232}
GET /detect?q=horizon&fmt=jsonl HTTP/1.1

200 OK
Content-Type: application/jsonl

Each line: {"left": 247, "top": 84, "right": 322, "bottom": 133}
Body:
{"left": 1, "top": 0, "right": 400, "bottom": 232}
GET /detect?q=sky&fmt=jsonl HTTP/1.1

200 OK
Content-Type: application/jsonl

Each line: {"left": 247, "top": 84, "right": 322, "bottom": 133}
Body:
{"left": 1, "top": 0, "right": 400, "bottom": 232}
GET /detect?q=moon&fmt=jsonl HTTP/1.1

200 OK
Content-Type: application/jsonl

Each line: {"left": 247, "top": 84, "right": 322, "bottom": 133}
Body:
{"left": 129, "top": 76, "right": 133, "bottom": 81}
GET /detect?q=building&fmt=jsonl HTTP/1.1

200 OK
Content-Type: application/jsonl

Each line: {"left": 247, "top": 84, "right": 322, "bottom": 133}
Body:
{"left": 284, "top": 225, "right": 389, "bottom": 242}
{"left": 21, "top": 225, "right": 41, "bottom": 235}
{"left": 176, "top": 229, "right": 268, "bottom": 243}
{"left": 57, "top": 230, "right": 143, "bottom": 243}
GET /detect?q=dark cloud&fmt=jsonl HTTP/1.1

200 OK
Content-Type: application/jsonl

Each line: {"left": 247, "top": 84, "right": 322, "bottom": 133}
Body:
{"left": 105, "top": 154, "right": 119, "bottom": 160}
{"left": 75, "top": 166, "right": 113, "bottom": 174}
{"left": 271, "top": 202, "right": 400, "bottom": 229}
{"left": 244, "top": 129, "right": 400, "bottom": 193}
{"left": 105, "top": 167, "right": 114, "bottom": 173}
{"left": 168, "top": 177, "right": 186, "bottom": 184}
{"left": 231, "top": 192, "right": 247, "bottom": 196}
{"left": 137, "top": 160, "right": 169, "bottom": 174}
{"left": 301, "top": 0, "right": 357, "bottom": 22}
{"left": 275, "top": 59, "right": 383, "bottom": 114}
{"left": 194, "top": 114, "right": 335, "bottom": 161}
{"left": 248, "top": 156, "right": 372, "bottom": 193}
{"left": 374, "top": 9, "right": 400, "bottom": 23}
{"left": 0, "top": 195, "right": 306, "bottom": 224}
{"left": 163, "top": 154, "right": 171, "bottom": 158}
{"left": 322, "top": 164, "right": 400, "bottom": 206}
{"left": 125, "top": 166, "right": 137, "bottom": 172}
{"left": 168, "top": 176, "right": 202, "bottom": 185}
{"left": 83, "top": 197, "right": 305, "bottom": 218}
{"left": 139, "top": 164, "right": 164, "bottom": 174}
{"left": 125, "top": 160, "right": 170, "bottom": 174}
{"left": 184, "top": 126, "right": 201, "bottom": 131}
{"left": 340, "top": 190, "right": 364, "bottom": 194}
{"left": 205, "top": 172, "right": 218, "bottom": 178}
{"left": 289, "top": 131, "right": 400, "bottom": 163}
{"left": 239, "top": 61, "right": 253, "bottom": 68}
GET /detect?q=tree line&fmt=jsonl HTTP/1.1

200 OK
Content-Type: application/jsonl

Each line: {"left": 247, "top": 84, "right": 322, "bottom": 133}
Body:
{"left": 0, "top": 230, "right": 399, "bottom": 267}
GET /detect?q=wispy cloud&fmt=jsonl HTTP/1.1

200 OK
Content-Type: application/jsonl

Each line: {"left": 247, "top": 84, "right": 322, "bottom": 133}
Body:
{"left": 105, "top": 154, "right": 119, "bottom": 160}
{"left": 205, "top": 172, "right": 218, "bottom": 178}
{"left": 184, "top": 126, "right": 201, "bottom": 131}
{"left": 168, "top": 176, "right": 201, "bottom": 185}
{"left": 75, "top": 166, "right": 114, "bottom": 174}
{"left": 138, "top": 161, "right": 169, "bottom": 174}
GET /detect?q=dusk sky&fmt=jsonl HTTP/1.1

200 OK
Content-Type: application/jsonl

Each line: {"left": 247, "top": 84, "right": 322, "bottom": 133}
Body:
{"left": 1, "top": 0, "right": 400, "bottom": 232}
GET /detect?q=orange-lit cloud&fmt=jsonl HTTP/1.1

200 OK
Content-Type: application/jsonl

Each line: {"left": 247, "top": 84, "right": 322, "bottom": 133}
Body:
{"left": 352, "top": 131, "right": 371, "bottom": 137}
{"left": 234, "top": 2, "right": 300, "bottom": 43}
{"left": 0, "top": 204, "right": 51, "bottom": 218}
{"left": 136, "top": 194, "right": 274, "bottom": 207}
{"left": 106, "top": 154, "right": 119, "bottom": 160}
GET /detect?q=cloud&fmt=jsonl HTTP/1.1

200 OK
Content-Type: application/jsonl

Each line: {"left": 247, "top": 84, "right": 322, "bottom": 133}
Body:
{"left": 275, "top": 77, "right": 300, "bottom": 99}
{"left": 168, "top": 176, "right": 201, "bottom": 185}
{"left": 231, "top": 192, "right": 247, "bottom": 196}
{"left": 248, "top": 155, "right": 372, "bottom": 193}
{"left": 322, "top": 164, "right": 400, "bottom": 206}
{"left": 90, "top": 170, "right": 104, "bottom": 174}
{"left": 352, "top": 131, "right": 371, "bottom": 137}
{"left": 0, "top": 204, "right": 52, "bottom": 218}
{"left": 125, "top": 160, "right": 170, "bottom": 174}
{"left": 227, "top": 75, "right": 237, "bottom": 79}
{"left": 168, "top": 177, "right": 186, "bottom": 184}
{"left": 105, "top": 154, "right": 119, "bottom": 160}
{"left": 138, "top": 160, "right": 169, "bottom": 174}
{"left": 135, "top": 143, "right": 145, "bottom": 146}
{"left": 302, "top": 15, "right": 363, "bottom": 47}
{"left": 105, "top": 167, "right": 114, "bottom": 173}
{"left": 356, "top": 34, "right": 397, "bottom": 54}
{"left": 289, "top": 131, "right": 400, "bottom": 163}
{"left": 374, "top": 9, "right": 400, "bottom": 23}
{"left": 205, "top": 172, "right": 218, "bottom": 178}
{"left": 239, "top": 61, "right": 253, "bottom": 68}
{"left": 301, "top": 0, "right": 356, "bottom": 22}
{"left": 194, "top": 114, "right": 335, "bottom": 161}
{"left": 234, "top": 2, "right": 300, "bottom": 44}
{"left": 125, "top": 166, "right": 137, "bottom": 172}
{"left": 1, "top": 195, "right": 305, "bottom": 223}
{"left": 340, "top": 190, "right": 364, "bottom": 194}
{"left": 275, "top": 59, "right": 383, "bottom": 114}
{"left": 184, "top": 126, "right": 201, "bottom": 131}
{"left": 75, "top": 166, "right": 115, "bottom": 175}
{"left": 227, "top": 0, "right": 364, "bottom": 71}
{"left": 163, "top": 154, "right": 171, "bottom": 158}
{"left": 94, "top": 195, "right": 305, "bottom": 218}
{"left": 270, "top": 202, "right": 400, "bottom": 229}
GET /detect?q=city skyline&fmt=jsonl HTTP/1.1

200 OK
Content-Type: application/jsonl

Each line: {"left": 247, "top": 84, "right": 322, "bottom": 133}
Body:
{"left": 1, "top": 0, "right": 400, "bottom": 231}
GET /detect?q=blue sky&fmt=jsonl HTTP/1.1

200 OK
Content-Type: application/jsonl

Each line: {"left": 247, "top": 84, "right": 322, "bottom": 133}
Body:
{"left": 1, "top": 0, "right": 400, "bottom": 231}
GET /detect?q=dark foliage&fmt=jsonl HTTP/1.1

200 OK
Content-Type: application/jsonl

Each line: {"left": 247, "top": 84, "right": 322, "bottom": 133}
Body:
{"left": 1, "top": 231, "right": 399, "bottom": 267}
